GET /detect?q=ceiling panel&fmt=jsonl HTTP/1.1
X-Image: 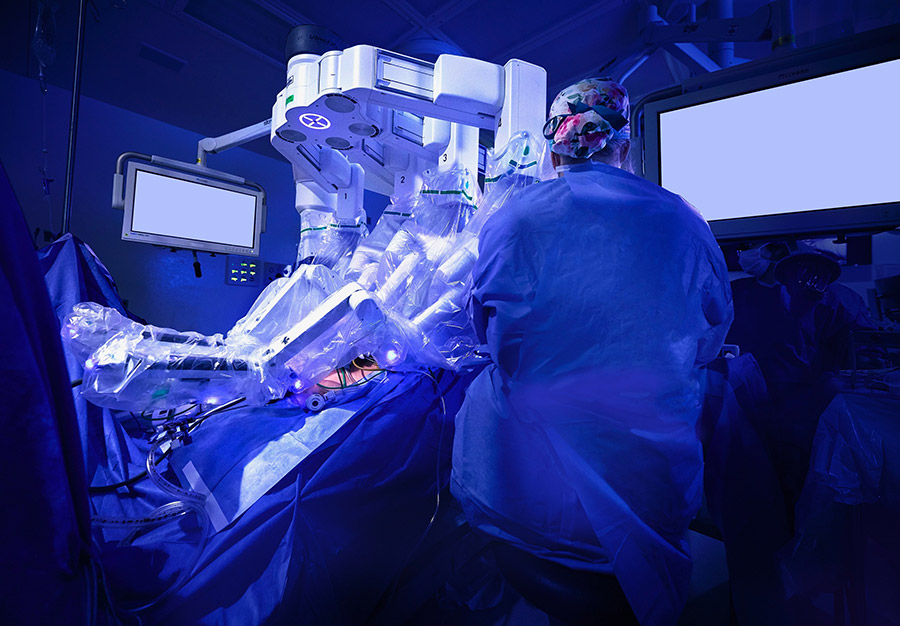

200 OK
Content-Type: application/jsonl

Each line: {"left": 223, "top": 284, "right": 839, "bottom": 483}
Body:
{"left": 184, "top": 0, "right": 294, "bottom": 63}
{"left": 404, "top": 0, "right": 455, "bottom": 18}
{"left": 507, "top": 3, "right": 643, "bottom": 95}
{"left": 284, "top": 1, "right": 412, "bottom": 48}
{"left": 440, "top": 0, "right": 603, "bottom": 62}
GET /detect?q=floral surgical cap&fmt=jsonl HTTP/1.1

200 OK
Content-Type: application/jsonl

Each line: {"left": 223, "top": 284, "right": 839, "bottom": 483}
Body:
{"left": 545, "top": 78, "right": 630, "bottom": 159}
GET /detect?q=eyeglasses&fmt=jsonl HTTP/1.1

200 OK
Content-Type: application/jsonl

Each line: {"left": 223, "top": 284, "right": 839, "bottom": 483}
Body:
{"left": 542, "top": 115, "right": 566, "bottom": 139}
{"left": 542, "top": 103, "right": 629, "bottom": 140}
{"left": 794, "top": 266, "right": 831, "bottom": 293}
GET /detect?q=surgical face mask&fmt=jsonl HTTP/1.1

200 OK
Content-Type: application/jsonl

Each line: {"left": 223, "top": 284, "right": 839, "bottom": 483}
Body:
{"left": 738, "top": 248, "right": 771, "bottom": 277}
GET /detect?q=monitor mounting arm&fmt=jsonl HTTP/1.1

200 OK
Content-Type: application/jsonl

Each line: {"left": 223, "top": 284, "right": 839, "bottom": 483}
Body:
{"left": 579, "top": 0, "right": 797, "bottom": 87}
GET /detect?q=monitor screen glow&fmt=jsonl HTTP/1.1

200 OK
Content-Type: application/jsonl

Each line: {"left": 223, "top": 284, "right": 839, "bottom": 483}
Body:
{"left": 657, "top": 58, "right": 900, "bottom": 223}
{"left": 130, "top": 170, "right": 258, "bottom": 248}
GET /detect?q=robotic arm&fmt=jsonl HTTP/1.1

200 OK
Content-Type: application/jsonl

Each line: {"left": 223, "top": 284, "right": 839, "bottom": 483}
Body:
{"left": 271, "top": 43, "right": 546, "bottom": 216}
{"left": 77, "top": 41, "right": 548, "bottom": 411}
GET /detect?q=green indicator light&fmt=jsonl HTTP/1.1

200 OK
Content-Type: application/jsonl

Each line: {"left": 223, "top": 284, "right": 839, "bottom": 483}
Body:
{"left": 240, "top": 278, "right": 247, "bottom": 282}
{"left": 250, "top": 271, "right": 256, "bottom": 276}
{"left": 241, "top": 263, "right": 248, "bottom": 267}
{"left": 286, "top": 94, "right": 294, "bottom": 105}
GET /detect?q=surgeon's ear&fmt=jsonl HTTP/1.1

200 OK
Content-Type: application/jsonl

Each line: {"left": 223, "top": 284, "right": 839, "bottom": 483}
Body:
{"left": 551, "top": 151, "right": 561, "bottom": 168}
{"left": 619, "top": 142, "right": 630, "bottom": 162}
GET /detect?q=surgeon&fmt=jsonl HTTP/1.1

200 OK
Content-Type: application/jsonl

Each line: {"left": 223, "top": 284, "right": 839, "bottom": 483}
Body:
{"left": 728, "top": 245, "right": 882, "bottom": 511}
{"left": 451, "top": 78, "right": 733, "bottom": 625}
{"left": 736, "top": 240, "right": 791, "bottom": 286}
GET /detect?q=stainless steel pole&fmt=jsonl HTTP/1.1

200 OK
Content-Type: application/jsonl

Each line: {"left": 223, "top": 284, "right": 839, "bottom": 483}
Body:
{"left": 62, "top": 0, "right": 88, "bottom": 234}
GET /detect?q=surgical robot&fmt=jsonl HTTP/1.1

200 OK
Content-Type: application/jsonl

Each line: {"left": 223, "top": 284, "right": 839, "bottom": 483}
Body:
{"left": 67, "top": 30, "right": 548, "bottom": 412}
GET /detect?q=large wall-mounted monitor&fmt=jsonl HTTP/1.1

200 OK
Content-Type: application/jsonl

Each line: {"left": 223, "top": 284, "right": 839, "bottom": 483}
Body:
{"left": 122, "top": 162, "right": 265, "bottom": 256}
{"left": 642, "top": 26, "right": 900, "bottom": 241}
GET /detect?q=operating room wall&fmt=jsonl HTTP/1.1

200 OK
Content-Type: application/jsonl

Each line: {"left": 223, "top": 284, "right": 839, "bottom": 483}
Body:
{"left": 0, "top": 68, "right": 386, "bottom": 335}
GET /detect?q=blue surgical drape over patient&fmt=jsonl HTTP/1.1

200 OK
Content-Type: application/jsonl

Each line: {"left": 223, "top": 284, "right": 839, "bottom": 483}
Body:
{"left": 451, "top": 162, "right": 733, "bottom": 626}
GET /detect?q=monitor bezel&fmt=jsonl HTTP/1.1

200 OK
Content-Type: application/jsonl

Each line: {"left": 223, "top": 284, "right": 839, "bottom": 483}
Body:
{"left": 641, "top": 26, "right": 900, "bottom": 241}
{"left": 122, "top": 161, "right": 264, "bottom": 256}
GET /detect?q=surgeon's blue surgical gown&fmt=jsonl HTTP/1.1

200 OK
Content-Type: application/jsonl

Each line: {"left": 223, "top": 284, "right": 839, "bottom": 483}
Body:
{"left": 451, "top": 162, "right": 733, "bottom": 625}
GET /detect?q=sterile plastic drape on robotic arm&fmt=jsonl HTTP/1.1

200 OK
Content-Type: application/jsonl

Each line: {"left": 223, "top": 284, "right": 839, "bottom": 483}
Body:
{"left": 378, "top": 132, "right": 546, "bottom": 370}
{"left": 64, "top": 303, "right": 273, "bottom": 412}
{"left": 62, "top": 132, "right": 548, "bottom": 411}
{"left": 410, "top": 132, "right": 545, "bottom": 367}
{"left": 63, "top": 43, "right": 549, "bottom": 412}
{"left": 342, "top": 192, "right": 419, "bottom": 290}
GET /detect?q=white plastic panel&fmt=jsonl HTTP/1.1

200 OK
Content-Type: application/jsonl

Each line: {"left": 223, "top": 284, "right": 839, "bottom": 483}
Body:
{"left": 286, "top": 54, "right": 320, "bottom": 108}
{"left": 423, "top": 118, "right": 452, "bottom": 155}
{"left": 319, "top": 51, "right": 342, "bottom": 93}
{"left": 392, "top": 110, "right": 425, "bottom": 145}
{"left": 496, "top": 59, "right": 547, "bottom": 151}
{"left": 433, "top": 55, "right": 504, "bottom": 113}
{"left": 375, "top": 50, "right": 434, "bottom": 100}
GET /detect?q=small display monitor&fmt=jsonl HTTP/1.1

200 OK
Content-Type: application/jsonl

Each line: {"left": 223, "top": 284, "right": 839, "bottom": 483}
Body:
{"left": 122, "top": 162, "right": 264, "bottom": 256}
{"left": 642, "top": 26, "right": 900, "bottom": 240}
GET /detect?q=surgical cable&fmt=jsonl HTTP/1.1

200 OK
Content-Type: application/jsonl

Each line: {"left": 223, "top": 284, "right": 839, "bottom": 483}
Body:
{"left": 185, "top": 396, "right": 246, "bottom": 430}
{"left": 422, "top": 369, "right": 448, "bottom": 533}
{"left": 368, "top": 369, "right": 448, "bottom": 620}
{"left": 143, "top": 397, "right": 246, "bottom": 501}
{"left": 89, "top": 397, "right": 245, "bottom": 612}
{"left": 92, "top": 500, "right": 209, "bottom": 614}
{"left": 88, "top": 447, "right": 168, "bottom": 494}
{"left": 89, "top": 400, "right": 240, "bottom": 493}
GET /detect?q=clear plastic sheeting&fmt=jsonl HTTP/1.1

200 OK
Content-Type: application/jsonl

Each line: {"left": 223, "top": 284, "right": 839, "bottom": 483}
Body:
{"left": 369, "top": 136, "right": 545, "bottom": 370}
{"left": 297, "top": 208, "right": 368, "bottom": 270}
{"left": 229, "top": 264, "right": 348, "bottom": 345}
{"left": 472, "top": 132, "right": 544, "bottom": 235}
{"left": 65, "top": 132, "right": 549, "bottom": 411}
{"left": 342, "top": 194, "right": 417, "bottom": 290}
{"left": 780, "top": 391, "right": 900, "bottom": 625}
{"left": 64, "top": 265, "right": 386, "bottom": 411}
{"left": 371, "top": 166, "right": 480, "bottom": 307}
{"left": 404, "top": 133, "right": 544, "bottom": 367}
{"left": 63, "top": 303, "right": 274, "bottom": 411}
{"left": 274, "top": 288, "right": 386, "bottom": 394}
{"left": 231, "top": 264, "right": 386, "bottom": 395}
